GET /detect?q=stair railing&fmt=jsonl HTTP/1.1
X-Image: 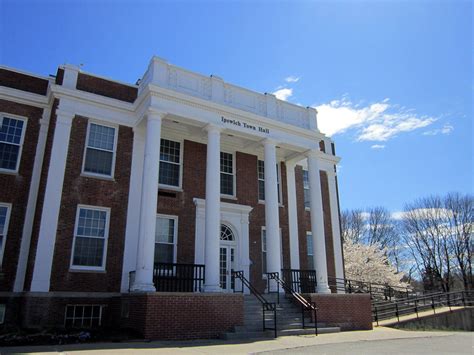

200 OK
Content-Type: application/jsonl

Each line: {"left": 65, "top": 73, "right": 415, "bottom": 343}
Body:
{"left": 266, "top": 272, "right": 318, "bottom": 336}
{"left": 232, "top": 271, "right": 277, "bottom": 338}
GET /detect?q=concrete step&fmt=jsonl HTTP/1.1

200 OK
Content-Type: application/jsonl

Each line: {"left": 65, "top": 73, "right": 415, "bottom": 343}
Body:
{"left": 221, "top": 326, "right": 340, "bottom": 340}
{"left": 220, "top": 330, "right": 274, "bottom": 340}
{"left": 278, "top": 326, "right": 340, "bottom": 336}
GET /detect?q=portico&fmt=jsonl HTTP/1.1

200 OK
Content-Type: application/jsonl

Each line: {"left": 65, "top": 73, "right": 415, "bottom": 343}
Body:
{"left": 120, "top": 56, "right": 343, "bottom": 294}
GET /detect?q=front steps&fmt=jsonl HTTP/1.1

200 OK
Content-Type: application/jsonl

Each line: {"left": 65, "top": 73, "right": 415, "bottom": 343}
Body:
{"left": 222, "top": 293, "right": 340, "bottom": 340}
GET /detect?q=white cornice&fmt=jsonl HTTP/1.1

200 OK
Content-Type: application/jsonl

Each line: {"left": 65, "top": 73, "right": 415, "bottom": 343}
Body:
{"left": 0, "top": 86, "right": 50, "bottom": 108}
{"left": 141, "top": 84, "right": 326, "bottom": 143}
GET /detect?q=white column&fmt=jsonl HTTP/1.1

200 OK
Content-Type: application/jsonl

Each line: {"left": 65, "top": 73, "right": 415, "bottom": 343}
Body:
{"left": 264, "top": 139, "right": 282, "bottom": 290}
{"left": 14, "top": 110, "right": 51, "bottom": 292}
{"left": 30, "top": 109, "right": 74, "bottom": 291}
{"left": 327, "top": 168, "right": 345, "bottom": 288}
{"left": 286, "top": 162, "right": 300, "bottom": 270}
{"left": 130, "top": 111, "right": 164, "bottom": 292}
{"left": 203, "top": 125, "right": 222, "bottom": 292}
{"left": 307, "top": 151, "right": 331, "bottom": 294}
{"left": 120, "top": 123, "right": 146, "bottom": 292}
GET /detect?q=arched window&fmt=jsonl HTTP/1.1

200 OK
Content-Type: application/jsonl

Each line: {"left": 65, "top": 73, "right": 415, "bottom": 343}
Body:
{"left": 220, "top": 224, "right": 235, "bottom": 241}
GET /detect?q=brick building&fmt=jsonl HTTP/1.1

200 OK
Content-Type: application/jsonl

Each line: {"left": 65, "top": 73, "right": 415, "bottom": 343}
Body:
{"left": 0, "top": 57, "right": 371, "bottom": 339}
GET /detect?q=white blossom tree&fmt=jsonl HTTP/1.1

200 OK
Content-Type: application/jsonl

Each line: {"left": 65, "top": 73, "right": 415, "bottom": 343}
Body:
{"left": 343, "top": 239, "right": 408, "bottom": 287}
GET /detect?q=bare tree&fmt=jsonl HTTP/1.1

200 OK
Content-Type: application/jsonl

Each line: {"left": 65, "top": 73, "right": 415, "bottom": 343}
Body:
{"left": 401, "top": 193, "right": 473, "bottom": 292}
{"left": 340, "top": 209, "right": 365, "bottom": 244}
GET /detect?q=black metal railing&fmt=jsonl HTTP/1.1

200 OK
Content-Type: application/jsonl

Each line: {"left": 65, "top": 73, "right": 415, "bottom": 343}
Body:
{"left": 266, "top": 272, "right": 318, "bottom": 335}
{"left": 232, "top": 271, "right": 277, "bottom": 338}
{"left": 327, "top": 276, "right": 415, "bottom": 301}
{"left": 281, "top": 269, "right": 317, "bottom": 294}
{"left": 372, "top": 290, "right": 474, "bottom": 326}
{"left": 153, "top": 263, "right": 205, "bottom": 292}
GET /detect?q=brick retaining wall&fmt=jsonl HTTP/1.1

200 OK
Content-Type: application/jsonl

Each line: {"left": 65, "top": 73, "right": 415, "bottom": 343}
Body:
{"left": 119, "top": 292, "right": 244, "bottom": 340}
{"left": 308, "top": 293, "right": 373, "bottom": 330}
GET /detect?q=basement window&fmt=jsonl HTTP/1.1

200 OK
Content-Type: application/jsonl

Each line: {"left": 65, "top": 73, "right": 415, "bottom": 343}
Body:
{"left": 64, "top": 304, "right": 104, "bottom": 328}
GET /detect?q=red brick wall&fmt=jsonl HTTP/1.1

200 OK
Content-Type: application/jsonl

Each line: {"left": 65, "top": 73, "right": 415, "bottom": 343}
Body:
{"left": 76, "top": 73, "right": 137, "bottom": 103}
{"left": 46, "top": 116, "right": 133, "bottom": 292}
{"left": 309, "top": 293, "right": 373, "bottom": 330}
{"left": 0, "top": 99, "right": 44, "bottom": 291}
{"left": 0, "top": 69, "right": 49, "bottom": 95}
{"left": 120, "top": 293, "right": 243, "bottom": 340}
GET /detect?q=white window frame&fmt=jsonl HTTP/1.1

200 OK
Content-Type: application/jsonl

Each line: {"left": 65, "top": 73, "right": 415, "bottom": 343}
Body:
{"left": 64, "top": 304, "right": 105, "bottom": 328}
{"left": 257, "top": 160, "right": 283, "bottom": 205}
{"left": 155, "top": 213, "right": 178, "bottom": 264}
{"left": 0, "top": 113, "right": 27, "bottom": 174}
{"left": 303, "top": 169, "right": 310, "bottom": 210}
{"left": 0, "top": 203, "right": 12, "bottom": 268}
{"left": 158, "top": 138, "right": 184, "bottom": 191}
{"left": 220, "top": 150, "right": 236, "bottom": 198}
{"left": 261, "top": 226, "right": 283, "bottom": 277}
{"left": 70, "top": 204, "right": 110, "bottom": 271}
{"left": 306, "top": 231, "right": 315, "bottom": 270}
{"left": 81, "top": 120, "right": 118, "bottom": 179}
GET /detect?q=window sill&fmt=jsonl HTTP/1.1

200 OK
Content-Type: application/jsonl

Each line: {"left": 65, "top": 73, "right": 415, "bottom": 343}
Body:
{"left": 159, "top": 185, "right": 183, "bottom": 192}
{"left": 0, "top": 169, "right": 19, "bottom": 176}
{"left": 81, "top": 173, "right": 115, "bottom": 182}
{"left": 221, "top": 195, "right": 238, "bottom": 201}
{"left": 69, "top": 268, "right": 106, "bottom": 274}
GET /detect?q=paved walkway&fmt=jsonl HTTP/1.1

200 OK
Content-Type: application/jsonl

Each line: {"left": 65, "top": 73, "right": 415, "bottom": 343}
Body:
{"left": 1, "top": 327, "right": 473, "bottom": 354}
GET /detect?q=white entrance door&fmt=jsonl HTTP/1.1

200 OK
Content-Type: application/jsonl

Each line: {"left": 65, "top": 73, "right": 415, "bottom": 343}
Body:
{"left": 220, "top": 224, "right": 237, "bottom": 292}
{"left": 219, "top": 245, "right": 236, "bottom": 291}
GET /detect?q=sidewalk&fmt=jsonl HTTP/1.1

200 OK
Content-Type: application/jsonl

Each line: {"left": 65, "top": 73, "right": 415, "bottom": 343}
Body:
{"left": 1, "top": 327, "right": 472, "bottom": 354}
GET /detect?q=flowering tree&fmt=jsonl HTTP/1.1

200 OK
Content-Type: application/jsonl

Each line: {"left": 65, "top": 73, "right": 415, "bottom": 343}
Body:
{"left": 343, "top": 239, "right": 408, "bottom": 287}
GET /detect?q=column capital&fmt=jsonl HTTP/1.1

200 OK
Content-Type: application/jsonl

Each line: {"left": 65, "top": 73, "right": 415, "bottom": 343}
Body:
{"left": 147, "top": 109, "right": 167, "bottom": 121}
{"left": 263, "top": 138, "right": 277, "bottom": 147}
{"left": 55, "top": 110, "right": 75, "bottom": 125}
{"left": 203, "top": 123, "right": 223, "bottom": 134}
{"left": 305, "top": 149, "right": 324, "bottom": 159}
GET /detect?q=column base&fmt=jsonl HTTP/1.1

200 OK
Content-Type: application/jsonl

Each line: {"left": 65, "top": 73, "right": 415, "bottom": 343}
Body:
{"left": 130, "top": 282, "right": 156, "bottom": 292}
{"left": 316, "top": 283, "right": 332, "bottom": 294}
{"left": 203, "top": 284, "right": 222, "bottom": 293}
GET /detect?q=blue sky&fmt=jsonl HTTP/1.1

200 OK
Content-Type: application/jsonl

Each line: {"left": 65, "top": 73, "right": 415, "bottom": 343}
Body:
{"left": 1, "top": 0, "right": 472, "bottom": 214}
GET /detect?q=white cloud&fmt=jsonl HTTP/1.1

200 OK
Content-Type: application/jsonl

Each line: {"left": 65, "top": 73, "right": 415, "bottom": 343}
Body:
{"left": 422, "top": 124, "right": 454, "bottom": 136}
{"left": 285, "top": 75, "right": 300, "bottom": 83}
{"left": 314, "top": 97, "right": 437, "bottom": 141}
{"left": 391, "top": 211, "right": 405, "bottom": 220}
{"left": 273, "top": 88, "right": 293, "bottom": 101}
{"left": 371, "top": 144, "right": 385, "bottom": 149}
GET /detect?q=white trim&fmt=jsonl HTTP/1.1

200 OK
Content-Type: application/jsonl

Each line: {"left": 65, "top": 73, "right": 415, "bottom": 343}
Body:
{"left": 81, "top": 120, "right": 118, "bottom": 179}
{"left": 0, "top": 203, "right": 12, "bottom": 268}
{"left": 155, "top": 213, "right": 179, "bottom": 263}
{"left": 70, "top": 204, "right": 111, "bottom": 272}
{"left": 0, "top": 113, "right": 28, "bottom": 174}
{"left": 220, "top": 150, "right": 236, "bottom": 198}
{"left": 158, "top": 138, "right": 184, "bottom": 190}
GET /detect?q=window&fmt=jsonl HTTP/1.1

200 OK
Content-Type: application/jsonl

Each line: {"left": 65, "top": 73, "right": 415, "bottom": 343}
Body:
{"left": 257, "top": 160, "right": 281, "bottom": 203}
{"left": 83, "top": 122, "right": 117, "bottom": 177}
{"left": 71, "top": 206, "right": 110, "bottom": 270}
{"left": 306, "top": 232, "right": 314, "bottom": 270}
{"left": 0, "top": 203, "right": 11, "bottom": 267}
{"left": 65, "top": 304, "right": 104, "bottom": 328}
{"left": 154, "top": 215, "right": 178, "bottom": 263}
{"left": 0, "top": 304, "right": 5, "bottom": 324}
{"left": 220, "top": 152, "right": 235, "bottom": 196}
{"left": 0, "top": 115, "right": 26, "bottom": 172}
{"left": 159, "top": 139, "right": 182, "bottom": 188}
{"left": 303, "top": 169, "right": 310, "bottom": 209}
